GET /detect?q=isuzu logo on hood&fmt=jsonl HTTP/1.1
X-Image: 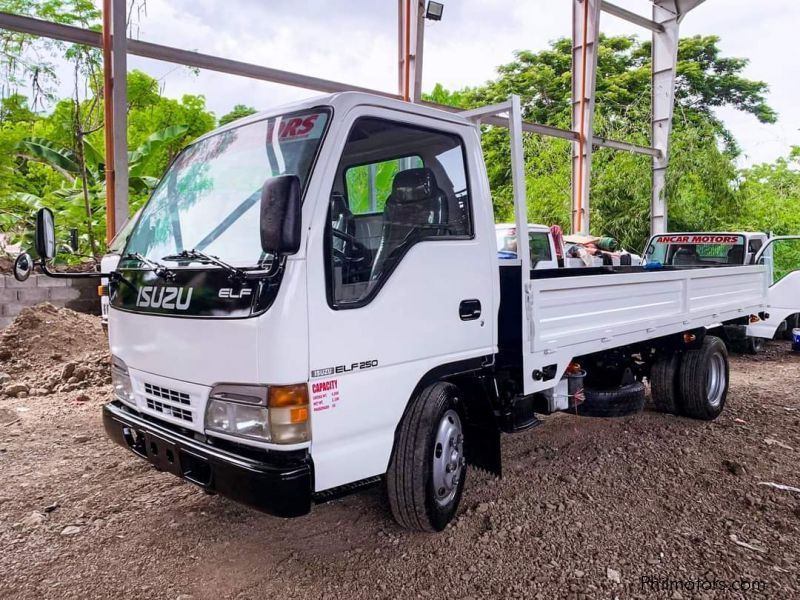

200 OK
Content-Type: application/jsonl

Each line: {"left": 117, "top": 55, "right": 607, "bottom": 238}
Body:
{"left": 136, "top": 286, "right": 193, "bottom": 310}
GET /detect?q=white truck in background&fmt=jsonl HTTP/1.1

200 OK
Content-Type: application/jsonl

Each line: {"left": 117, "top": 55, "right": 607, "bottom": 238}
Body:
{"left": 643, "top": 231, "right": 800, "bottom": 353}
{"left": 496, "top": 223, "right": 641, "bottom": 268}
{"left": 13, "top": 93, "right": 800, "bottom": 532}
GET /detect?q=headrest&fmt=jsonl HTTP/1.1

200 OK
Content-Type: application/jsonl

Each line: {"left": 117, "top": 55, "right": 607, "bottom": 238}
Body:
{"left": 392, "top": 168, "right": 436, "bottom": 203}
{"left": 330, "top": 192, "right": 349, "bottom": 217}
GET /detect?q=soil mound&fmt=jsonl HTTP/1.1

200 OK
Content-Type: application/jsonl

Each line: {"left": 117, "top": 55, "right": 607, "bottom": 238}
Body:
{"left": 0, "top": 303, "right": 109, "bottom": 396}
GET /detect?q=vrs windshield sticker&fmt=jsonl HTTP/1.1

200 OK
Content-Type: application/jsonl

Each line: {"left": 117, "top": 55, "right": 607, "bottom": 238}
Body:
{"left": 655, "top": 235, "right": 742, "bottom": 244}
{"left": 267, "top": 112, "right": 326, "bottom": 143}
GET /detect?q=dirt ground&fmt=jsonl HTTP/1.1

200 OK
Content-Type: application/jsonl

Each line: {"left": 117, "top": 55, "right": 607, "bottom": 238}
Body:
{"left": 0, "top": 305, "right": 798, "bottom": 600}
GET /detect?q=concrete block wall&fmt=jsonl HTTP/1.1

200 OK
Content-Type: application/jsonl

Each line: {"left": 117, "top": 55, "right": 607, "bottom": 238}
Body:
{"left": 0, "top": 274, "right": 100, "bottom": 329}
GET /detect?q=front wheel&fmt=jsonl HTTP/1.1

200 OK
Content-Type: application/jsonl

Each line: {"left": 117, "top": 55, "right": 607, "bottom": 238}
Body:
{"left": 680, "top": 336, "right": 729, "bottom": 420}
{"left": 387, "top": 382, "right": 466, "bottom": 531}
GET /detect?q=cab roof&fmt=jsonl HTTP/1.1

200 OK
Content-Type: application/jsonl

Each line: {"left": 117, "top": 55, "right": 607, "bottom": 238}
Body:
{"left": 194, "top": 92, "right": 475, "bottom": 145}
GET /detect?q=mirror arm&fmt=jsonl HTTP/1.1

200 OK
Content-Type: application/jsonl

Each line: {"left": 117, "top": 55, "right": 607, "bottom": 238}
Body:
{"left": 242, "top": 255, "right": 286, "bottom": 280}
{"left": 38, "top": 260, "right": 111, "bottom": 280}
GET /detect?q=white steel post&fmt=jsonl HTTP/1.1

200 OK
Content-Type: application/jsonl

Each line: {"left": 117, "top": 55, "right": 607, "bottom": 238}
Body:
{"left": 111, "top": 0, "right": 128, "bottom": 230}
{"left": 571, "top": 0, "right": 601, "bottom": 234}
{"left": 509, "top": 96, "right": 533, "bottom": 364}
{"left": 651, "top": 1, "right": 680, "bottom": 235}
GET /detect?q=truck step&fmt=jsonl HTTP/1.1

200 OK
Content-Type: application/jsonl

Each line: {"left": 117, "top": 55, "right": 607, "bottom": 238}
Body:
{"left": 313, "top": 476, "right": 382, "bottom": 503}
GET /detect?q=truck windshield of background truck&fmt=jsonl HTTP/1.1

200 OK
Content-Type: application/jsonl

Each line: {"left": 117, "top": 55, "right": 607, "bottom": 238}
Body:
{"left": 645, "top": 234, "right": 746, "bottom": 266}
{"left": 121, "top": 109, "right": 330, "bottom": 269}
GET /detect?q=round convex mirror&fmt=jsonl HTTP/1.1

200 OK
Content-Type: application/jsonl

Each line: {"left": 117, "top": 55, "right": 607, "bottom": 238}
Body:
{"left": 13, "top": 252, "right": 33, "bottom": 282}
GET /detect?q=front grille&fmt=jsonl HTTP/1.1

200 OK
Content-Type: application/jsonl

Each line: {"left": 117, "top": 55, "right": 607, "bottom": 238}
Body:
{"left": 145, "top": 383, "right": 190, "bottom": 405}
{"left": 143, "top": 382, "right": 193, "bottom": 423}
{"left": 145, "top": 398, "right": 193, "bottom": 422}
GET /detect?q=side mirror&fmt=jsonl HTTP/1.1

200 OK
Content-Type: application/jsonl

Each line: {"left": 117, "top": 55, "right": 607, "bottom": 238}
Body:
{"left": 260, "top": 175, "right": 302, "bottom": 256}
{"left": 13, "top": 252, "right": 34, "bottom": 282}
{"left": 35, "top": 207, "right": 56, "bottom": 260}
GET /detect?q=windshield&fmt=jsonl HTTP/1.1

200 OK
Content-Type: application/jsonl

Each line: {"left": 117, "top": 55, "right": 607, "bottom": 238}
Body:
{"left": 107, "top": 208, "right": 141, "bottom": 254}
{"left": 645, "top": 234, "right": 746, "bottom": 266}
{"left": 122, "top": 109, "right": 330, "bottom": 267}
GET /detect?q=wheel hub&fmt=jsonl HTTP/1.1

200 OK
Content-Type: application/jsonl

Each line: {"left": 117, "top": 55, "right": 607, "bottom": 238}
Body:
{"left": 706, "top": 352, "right": 726, "bottom": 408}
{"left": 432, "top": 409, "right": 464, "bottom": 506}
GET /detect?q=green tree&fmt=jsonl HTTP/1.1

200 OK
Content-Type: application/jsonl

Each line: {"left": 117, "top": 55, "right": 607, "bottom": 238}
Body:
{"left": 424, "top": 35, "right": 777, "bottom": 250}
{"left": 6, "top": 125, "right": 188, "bottom": 255}
{"left": 0, "top": 0, "right": 100, "bottom": 106}
{"left": 219, "top": 104, "right": 257, "bottom": 126}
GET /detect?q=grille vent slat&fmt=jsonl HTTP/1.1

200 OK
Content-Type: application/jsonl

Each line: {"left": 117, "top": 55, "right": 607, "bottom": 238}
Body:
{"left": 143, "top": 382, "right": 193, "bottom": 423}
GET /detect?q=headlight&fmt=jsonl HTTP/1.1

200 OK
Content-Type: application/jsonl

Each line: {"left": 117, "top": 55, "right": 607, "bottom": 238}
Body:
{"left": 111, "top": 356, "right": 135, "bottom": 406}
{"left": 206, "top": 398, "right": 270, "bottom": 441}
{"left": 205, "top": 383, "right": 310, "bottom": 444}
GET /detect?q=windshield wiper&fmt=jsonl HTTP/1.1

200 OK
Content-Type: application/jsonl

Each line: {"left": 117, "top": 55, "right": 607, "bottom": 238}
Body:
{"left": 122, "top": 253, "right": 175, "bottom": 281}
{"left": 161, "top": 249, "right": 244, "bottom": 280}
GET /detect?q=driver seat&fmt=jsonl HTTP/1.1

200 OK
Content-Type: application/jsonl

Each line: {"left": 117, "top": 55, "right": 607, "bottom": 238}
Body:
{"left": 673, "top": 247, "right": 697, "bottom": 266}
{"left": 371, "top": 168, "right": 448, "bottom": 280}
{"left": 727, "top": 245, "right": 744, "bottom": 264}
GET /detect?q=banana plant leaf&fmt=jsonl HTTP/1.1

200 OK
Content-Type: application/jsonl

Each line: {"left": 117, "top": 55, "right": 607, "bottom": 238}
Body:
{"left": 17, "top": 137, "right": 82, "bottom": 182}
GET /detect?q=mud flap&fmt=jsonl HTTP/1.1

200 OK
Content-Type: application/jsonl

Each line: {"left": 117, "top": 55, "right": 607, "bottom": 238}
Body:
{"left": 464, "top": 422, "right": 502, "bottom": 477}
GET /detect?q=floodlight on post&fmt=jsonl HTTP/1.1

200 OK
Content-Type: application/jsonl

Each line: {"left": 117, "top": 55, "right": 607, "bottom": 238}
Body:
{"left": 425, "top": 1, "right": 444, "bottom": 21}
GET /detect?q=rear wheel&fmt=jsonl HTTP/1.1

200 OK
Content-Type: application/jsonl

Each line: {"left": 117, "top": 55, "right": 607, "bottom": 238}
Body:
{"left": 745, "top": 336, "right": 764, "bottom": 355}
{"left": 576, "top": 381, "right": 646, "bottom": 418}
{"left": 650, "top": 353, "right": 682, "bottom": 414}
{"left": 387, "top": 382, "right": 466, "bottom": 531}
{"left": 680, "top": 336, "right": 729, "bottom": 420}
{"left": 781, "top": 314, "right": 799, "bottom": 341}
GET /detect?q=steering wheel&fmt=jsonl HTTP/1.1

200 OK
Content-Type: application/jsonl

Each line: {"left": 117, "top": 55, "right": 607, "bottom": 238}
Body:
{"left": 331, "top": 228, "right": 369, "bottom": 264}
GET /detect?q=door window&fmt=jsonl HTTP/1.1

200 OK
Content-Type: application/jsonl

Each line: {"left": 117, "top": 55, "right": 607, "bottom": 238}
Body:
{"left": 761, "top": 238, "right": 800, "bottom": 284}
{"left": 326, "top": 117, "right": 472, "bottom": 307}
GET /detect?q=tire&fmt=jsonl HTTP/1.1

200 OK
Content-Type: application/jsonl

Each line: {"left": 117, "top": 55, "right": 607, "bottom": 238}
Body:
{"left": 781, "top": 315, "right": 799, "bottom": 341}
{"left": 387, "top": 382, "right": 466, "bottom": 532}
{"left": 650, "top": 353, "right": 682, "bottom": 414}
{"left": 576, "top": 381, "right": 646, "bottom": 418}
{"left": 745, "top": 336, "right": 764, "bottom": 355}
{"left": 679, "top": 335, "right": 729, "bottom": 421}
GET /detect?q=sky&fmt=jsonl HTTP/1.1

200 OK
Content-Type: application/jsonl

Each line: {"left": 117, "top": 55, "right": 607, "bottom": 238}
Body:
{"left": 51, "top": 0, "right": 800, "bottom": 166}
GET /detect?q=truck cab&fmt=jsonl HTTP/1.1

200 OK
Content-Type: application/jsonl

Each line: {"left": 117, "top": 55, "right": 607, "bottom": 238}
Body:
{"left": 643, "top": 232, "right": 768, "bottom": 267}
{"left": 496, "top": 223, "right": 640, "bottom": 269}
{"left": 495, "top": 223, "right": 558, "bottom": 269}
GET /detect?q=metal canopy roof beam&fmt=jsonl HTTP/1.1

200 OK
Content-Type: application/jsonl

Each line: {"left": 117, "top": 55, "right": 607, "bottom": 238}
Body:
{"left": 600, "top": 1, "right": 664, "bottom": 33}
{"left": 0, "top": 11, "right": 390, "bottom": 97}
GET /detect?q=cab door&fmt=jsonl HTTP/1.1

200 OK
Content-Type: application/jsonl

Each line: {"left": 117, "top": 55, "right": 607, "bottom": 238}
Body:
{"left": 750, "top": 236, "right": 800, "bottom": 338}
{"left": 304, "top": 108, "right": 495, "bottom": 491}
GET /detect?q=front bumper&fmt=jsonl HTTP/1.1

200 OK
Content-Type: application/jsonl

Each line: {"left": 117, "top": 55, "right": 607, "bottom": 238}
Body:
{"left": 103, "top": 401, "right": 312, "bottom": 518}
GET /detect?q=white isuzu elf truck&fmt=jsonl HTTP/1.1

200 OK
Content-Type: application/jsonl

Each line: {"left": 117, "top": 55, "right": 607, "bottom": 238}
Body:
{"left": 643, "top": 231, "right": 800, "bottom": 353}
{"left": 13, "top": 92, "right": 800, "bottom": 532}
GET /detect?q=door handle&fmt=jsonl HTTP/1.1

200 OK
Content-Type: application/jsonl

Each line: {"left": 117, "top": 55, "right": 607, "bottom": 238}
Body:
{"left": 459, "top": 299, "right": 482, "bottom": 321}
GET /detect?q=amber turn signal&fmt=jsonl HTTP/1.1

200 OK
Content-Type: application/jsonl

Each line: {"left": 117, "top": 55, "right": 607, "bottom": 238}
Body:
{"left": 268, "top": 384, "right": 311, "bottom": 443}
{"left": 268, "top": 383, "right": 309, "bottom": 408}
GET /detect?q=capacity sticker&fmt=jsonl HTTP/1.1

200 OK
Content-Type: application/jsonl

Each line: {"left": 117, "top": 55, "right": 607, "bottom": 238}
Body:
{"left": 311, "top": 379, "right": 340, "bottom": 412}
